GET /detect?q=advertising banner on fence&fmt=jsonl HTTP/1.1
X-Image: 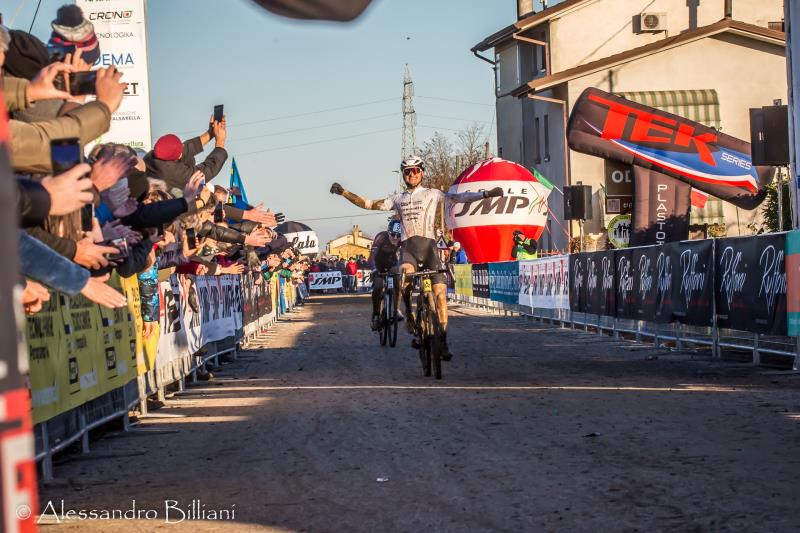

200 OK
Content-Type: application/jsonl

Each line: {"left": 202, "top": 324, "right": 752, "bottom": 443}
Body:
{"left": 519, "top": 256, "right": 569, "bottom": 310}
{"left": 28, "top": 277, "right": 137, "bottom": 424}
{"left": 356, "top": 270, "right": 373, "bottom": 289}
{"left": 715, "top": 234, "right": 787, "bottom": 335}
{"left": 155, "top": 280, "right": 189, "bottom": 383}
{"left": 453, "top": 264, "right": 473, "bottom": 297}
{"left": 77, "top": 0, "right": 152, "bottom": 151}
{"left": 670, "top": 239, "right": 714, "bottom": 325}
{"left": 308, "top": 271, "right": 343, "bottom": 290}
{"left": 174, "top": 275, "right": 239, "bottom": 354}
{"left": 631, "top": 167, "right": 691, "bottom": 246}
{"left": 472, "top": 263, "right": 489, "bottom": 299}
{"left": 787, "top": 230, "right": 800, "bottom": 336}
{"left": 489, "top": 261, "right": 520, "bottom": 304}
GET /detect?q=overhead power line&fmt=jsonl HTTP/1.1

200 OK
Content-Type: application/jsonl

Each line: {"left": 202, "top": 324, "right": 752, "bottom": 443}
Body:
{"left": 235, "top": 127, "right": 398, "bottom": 157}
{"left": 167, "top": 97, "right": 399, "bottom": 137}
{"left": 417, "top": 95, "right": 494, "bottom": 107}
{"left": 227, "top": 113, "right": 397, "bottom": 144}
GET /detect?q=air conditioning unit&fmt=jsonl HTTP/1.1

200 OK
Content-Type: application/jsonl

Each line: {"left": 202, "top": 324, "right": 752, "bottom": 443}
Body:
{"left": 639, "top": 12, "right": 667, "bottom": 32}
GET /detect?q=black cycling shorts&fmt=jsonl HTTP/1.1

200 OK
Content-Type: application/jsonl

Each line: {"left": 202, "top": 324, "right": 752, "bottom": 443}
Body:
{"left": 400, "top": 236, "right": 446, "bottom": 285}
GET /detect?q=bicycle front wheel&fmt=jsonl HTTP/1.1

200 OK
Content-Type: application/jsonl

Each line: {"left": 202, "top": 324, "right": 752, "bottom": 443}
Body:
{"left": 427, "top": 292, "right": 442, "bottom": 380}
{"left": 386, "top": 290, "right": 398, "bottom": 347}
{"left": 378, "top": 295, "right": 388, "bottom": 346}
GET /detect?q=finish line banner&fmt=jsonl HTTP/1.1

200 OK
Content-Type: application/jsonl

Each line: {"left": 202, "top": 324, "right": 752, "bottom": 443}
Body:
{"left": 308, "top": 271, "right": 342, "bottom": 290}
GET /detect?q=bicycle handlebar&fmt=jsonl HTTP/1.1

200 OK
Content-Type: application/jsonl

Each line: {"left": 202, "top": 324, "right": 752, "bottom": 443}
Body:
{"left": 404, "top": 269, "right": 448, "bottom": 278}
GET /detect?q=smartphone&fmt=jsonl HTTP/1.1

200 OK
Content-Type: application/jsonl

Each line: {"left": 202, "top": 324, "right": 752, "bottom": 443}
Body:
{"left": 107, "top": 238, "right": 129, "bottom": 261}
{"left": 54, "top": 71, "right": 97, "bottom": 96}
{"left": 50, "top": 138, "right": 82, "bottom": 175}
{"left": 186, "top": 228, "right": 197, "bottom": 249}
{"left": 213, "top": 202, "right": 224, "bottom": 223}
{"left": 213, "top": 104, "right": 224, "bottom": 123}
{"left": 80, "top": 204, "right": 94, "bottom": 232}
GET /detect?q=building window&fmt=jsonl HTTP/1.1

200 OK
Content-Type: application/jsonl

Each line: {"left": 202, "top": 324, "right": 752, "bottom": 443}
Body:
{"left": 535, "top": 117, "right": 541, "bottom": 164}
{"left": 544, "top": 114, "right": 550, "bottom": 162}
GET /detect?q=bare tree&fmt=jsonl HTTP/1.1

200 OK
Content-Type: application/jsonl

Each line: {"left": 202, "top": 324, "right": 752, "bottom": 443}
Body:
{"left": 417, "top": 123, "right": 488, "bottom": 236}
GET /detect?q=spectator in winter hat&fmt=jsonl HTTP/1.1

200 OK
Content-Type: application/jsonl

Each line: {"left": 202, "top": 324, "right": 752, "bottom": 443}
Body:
{"left": 48, "top": 5, "right": 101, "bottom": 65}
{"left": 145, "top": 114, "right": 228, "bottom": 193}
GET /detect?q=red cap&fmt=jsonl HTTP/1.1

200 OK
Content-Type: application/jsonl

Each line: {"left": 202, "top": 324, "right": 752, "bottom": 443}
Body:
{"left": 153, "top": 134, "right": 183, "bottom": 161}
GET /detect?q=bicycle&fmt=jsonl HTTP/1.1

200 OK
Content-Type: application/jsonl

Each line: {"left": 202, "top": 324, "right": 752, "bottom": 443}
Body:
{"left": 404, "top": 269, "right": 448, "bottom": 380}
{"left": 375, "top": 272, "right": 399, "bottom": 347}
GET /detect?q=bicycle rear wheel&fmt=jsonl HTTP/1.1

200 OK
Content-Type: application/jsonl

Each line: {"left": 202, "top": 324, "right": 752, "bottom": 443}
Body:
{"left": 386, "top": 290, "right": 398, "bottom": 347}
{"left": 378, "top": 295, "right": 388, "bottom": 346}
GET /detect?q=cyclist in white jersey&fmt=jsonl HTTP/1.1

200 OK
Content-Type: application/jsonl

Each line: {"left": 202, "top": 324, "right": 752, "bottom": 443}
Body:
{"left": 330, "top": 155, "right": 503, "bottom": 360}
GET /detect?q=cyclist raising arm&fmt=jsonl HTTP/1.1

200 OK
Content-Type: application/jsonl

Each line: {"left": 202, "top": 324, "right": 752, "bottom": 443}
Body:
{"left": 330, "top": 155, "right": 503, "bottom": 360}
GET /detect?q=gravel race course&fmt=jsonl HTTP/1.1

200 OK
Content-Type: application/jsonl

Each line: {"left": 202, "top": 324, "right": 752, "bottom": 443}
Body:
{"left": 39, "top": 294, "right": 800, "bottom": 532}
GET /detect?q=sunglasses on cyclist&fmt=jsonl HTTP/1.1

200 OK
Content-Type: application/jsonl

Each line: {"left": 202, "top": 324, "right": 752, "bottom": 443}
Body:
{"left": 389, "top": 232, "right": 401, "bottom": 238}
{"left": 402, "top": 167, "right": 422, "bottom": 176}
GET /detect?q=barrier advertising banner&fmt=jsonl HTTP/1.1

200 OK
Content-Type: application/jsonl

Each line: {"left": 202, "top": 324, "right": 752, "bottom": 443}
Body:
{"left": 453, "top": 264, "right": 473, "bottom": 297}
{"left": 488, "top": 261, "right": 520, "bottom": 304}
{"left": 174, "top": 275, "right": 238, "bottom": 354}
{"left": 308, "top": 271, "right": 343, "bottom": 290}
{"left": 519, "top": 256, "right": 569, "bottom": 310}
{"left": 155, "top": 280, "right": 189, "bottom": 384}
{"left": 472, "top": 263, "right": 489, "bottom": 299}
{"left": 669, "top": 239, "right": 714, "bottom": 326}
{"left": 356, "top": 270, "right": 373, "bottom": 289}
{"left": 77, "top": 0, "right": 153, "bottom": 151}
{"left": 28, "top": 277, "right": 137, "bottom": 424}
{"left": 571, "top": 239, "right": 715, "bottom": 326}
{"left": 787, "top": 230, "right": 800, "bottom": 336}
{"left": 715, "top": 234, "right": 787, "bottom": 335}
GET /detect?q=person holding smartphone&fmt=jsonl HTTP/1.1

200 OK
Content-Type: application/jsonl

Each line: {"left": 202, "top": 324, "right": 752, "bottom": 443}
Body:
{"left": 144, "top": 111, "right": 228, "bottom": 193}
{"left": 5, "top": 62, "right": 127, "bottom": 174}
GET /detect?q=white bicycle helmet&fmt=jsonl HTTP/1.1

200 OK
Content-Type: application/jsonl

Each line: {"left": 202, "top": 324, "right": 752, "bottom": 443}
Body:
{"left": 400, "top": 155, "right": 425, "bottom": 172}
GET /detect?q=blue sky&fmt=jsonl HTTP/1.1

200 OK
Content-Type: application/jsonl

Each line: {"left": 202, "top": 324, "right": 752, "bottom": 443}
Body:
{"left": 9, "top": 0, "right": 515, "bottom": 244}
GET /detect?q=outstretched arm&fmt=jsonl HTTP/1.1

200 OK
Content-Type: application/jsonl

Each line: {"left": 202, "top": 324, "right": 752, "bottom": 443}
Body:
{"left": 330, "top": 182, "right": 390, "bottom": 210}
{"left": 445, "top": 186, "right": 504, "bottom": 204}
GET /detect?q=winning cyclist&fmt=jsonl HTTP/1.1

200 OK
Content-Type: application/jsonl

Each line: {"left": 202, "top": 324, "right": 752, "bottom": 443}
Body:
{"left": 330, "top": 155, "right": 503, "bottom": 360}
{"left": 368, "top": 220, "right": 402, "bottom": 331}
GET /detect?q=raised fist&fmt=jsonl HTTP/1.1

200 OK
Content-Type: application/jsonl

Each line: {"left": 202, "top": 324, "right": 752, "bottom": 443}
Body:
{"left": 330, "top": 183, "right": 344, "bottom": 195}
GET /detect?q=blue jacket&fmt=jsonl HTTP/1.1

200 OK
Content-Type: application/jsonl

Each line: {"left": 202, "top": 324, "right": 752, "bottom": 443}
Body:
{"left": 453, "top": 249, "right": 468, "bottom": 264}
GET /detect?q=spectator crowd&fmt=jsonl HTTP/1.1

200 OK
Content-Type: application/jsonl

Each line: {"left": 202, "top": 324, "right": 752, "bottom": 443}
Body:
{"left": 2, "top": 5, "right": 312, "bottom": 379}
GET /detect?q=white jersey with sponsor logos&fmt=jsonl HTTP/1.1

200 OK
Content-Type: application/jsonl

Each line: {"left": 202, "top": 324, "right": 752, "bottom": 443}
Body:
{"left": 380, "top": 187, "right": 485, "bottom": 240}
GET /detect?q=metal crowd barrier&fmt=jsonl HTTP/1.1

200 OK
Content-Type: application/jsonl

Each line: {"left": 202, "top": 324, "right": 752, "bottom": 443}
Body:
{"left": 449, "top": 293, "right": 800, "bottom": 371}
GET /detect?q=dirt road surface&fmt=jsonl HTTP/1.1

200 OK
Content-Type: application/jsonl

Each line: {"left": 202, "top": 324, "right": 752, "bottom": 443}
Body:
{"left": 39, "top": 294, "right": 800, "bottom": 532}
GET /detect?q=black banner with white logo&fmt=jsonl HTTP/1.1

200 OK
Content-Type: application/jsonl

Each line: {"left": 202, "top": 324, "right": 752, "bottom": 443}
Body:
{"left": 584, "top": 251, "right": 615, "bottom": 315}
{"left": 670, "top": 239, "right": 713, "bottom": 326}
{"left": 569, "top": 253, "right": 587, "bottom": 312}
{"left": 472, "top": 263, "right": 489, "bottom": 299}
{"left": 715, "top": 234, "right": 787, "bottom": 335}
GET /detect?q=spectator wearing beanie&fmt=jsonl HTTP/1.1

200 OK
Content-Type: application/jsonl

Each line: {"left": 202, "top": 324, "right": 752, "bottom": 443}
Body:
{"left": 144, "top": 114, "right": 228, "bottom": 194}
{"left": 48, "top": 5, "right": 101, "bottom": 65}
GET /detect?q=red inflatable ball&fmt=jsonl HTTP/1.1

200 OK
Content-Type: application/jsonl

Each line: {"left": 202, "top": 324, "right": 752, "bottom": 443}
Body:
{"left": 445, "top": 157, "right": 552, "bottom": 264}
